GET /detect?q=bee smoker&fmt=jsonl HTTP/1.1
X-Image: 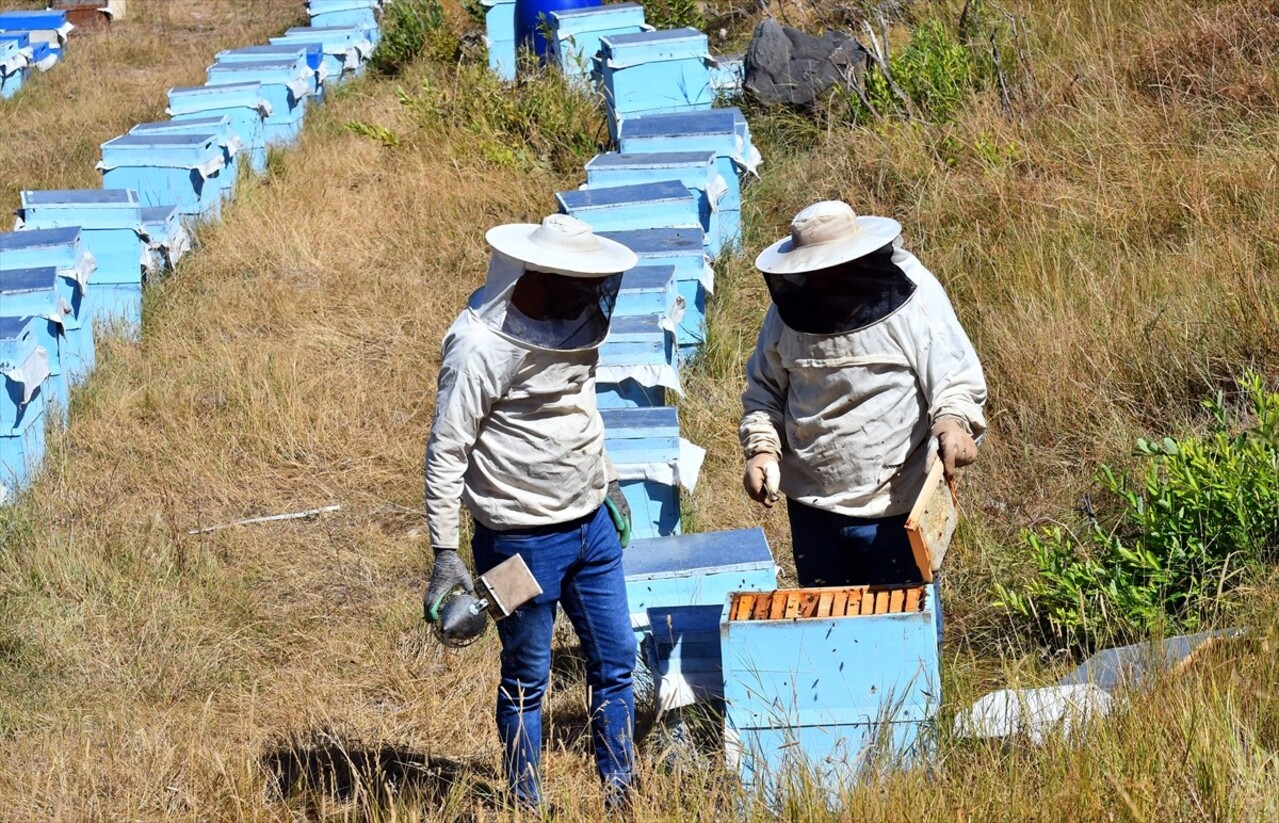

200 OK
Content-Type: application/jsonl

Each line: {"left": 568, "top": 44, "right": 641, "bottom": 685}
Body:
{"left": 429, "top": 553, "right": 543, "bottom": 648}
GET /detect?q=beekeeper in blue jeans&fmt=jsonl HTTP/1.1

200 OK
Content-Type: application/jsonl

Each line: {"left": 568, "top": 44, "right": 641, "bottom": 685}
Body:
{"left": 423, "top": 214, "right": 640, "bottom": 811}
{"left": 740, "top": 201, "right": 987, "bottom": 587}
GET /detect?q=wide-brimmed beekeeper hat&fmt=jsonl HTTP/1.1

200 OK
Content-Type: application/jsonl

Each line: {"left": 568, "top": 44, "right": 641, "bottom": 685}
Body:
{"left": 486, "top": 213, "right": 638, "bottom": 277}
{"left": 755, "top": 200, "right": 902, "bottom": 274}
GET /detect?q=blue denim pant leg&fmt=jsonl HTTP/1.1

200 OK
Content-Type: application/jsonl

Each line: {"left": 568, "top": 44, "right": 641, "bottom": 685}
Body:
{"left": 471, "top": 506, "right": 636, "bottom": 805}
{"left": 786, "top": 499, "right": 922, "bottom": 587}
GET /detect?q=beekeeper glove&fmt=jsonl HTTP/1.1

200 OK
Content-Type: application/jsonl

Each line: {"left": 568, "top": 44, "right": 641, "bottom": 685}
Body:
{"left": 931, "top": 416, "right": 978, "bottom": 478}
{"left": 424, "top": 548, "right": 475, "bottom": 624}
{"left": 743, "top": 452, "right": 781, "bottom": 508}
{"left": 604, "top": 480, "right": 632, "bottom": 548}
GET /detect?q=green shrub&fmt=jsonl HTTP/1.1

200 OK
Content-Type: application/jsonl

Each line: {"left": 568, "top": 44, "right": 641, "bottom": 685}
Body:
{"left": 854, "top": 19, "right": 988, "bottom": 123}
{"left": 995, "top": 372, "right": 1279, "bottom": 653}
{"left": 643, "top": 0, "right": 704, "bottom": 31}
{"left": 400, "top": 57, "right": 604, "bottom": 174}
{"left": 370, "top": 0, "right": 456, "bottom": 75}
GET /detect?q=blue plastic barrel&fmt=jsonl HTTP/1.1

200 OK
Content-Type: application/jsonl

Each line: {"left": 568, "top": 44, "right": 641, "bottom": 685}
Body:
{"left": 513, "top": 0, "right": 599, "bottom": 64}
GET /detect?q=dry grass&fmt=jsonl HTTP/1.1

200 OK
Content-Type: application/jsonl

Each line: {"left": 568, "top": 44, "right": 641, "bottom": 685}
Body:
{"left": 0, "top": 0, "right": 1277, "bottom": 819}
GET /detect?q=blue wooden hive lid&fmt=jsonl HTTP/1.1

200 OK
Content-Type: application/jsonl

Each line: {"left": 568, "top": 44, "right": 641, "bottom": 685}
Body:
{"left": 587, "top": 151, "right": 716, "bottom": 172}
{"left": 558, "top": 180, "right": 694, "bottom": 211}
{"left": 19, "top": 189, "right": 143, "bottom": 232}
{"left": 607, "top": 313, "right": 665, "bottom": 340}
{"left": 0, "top": 39, "right": 18, "bottom": 62}
{"left": 0, "top": 266, "right": 60, "bottom": 296}
{"left": 626, "top": 528, "right": 774, "bottom": 579}
{"left": 308, "top": 0, "right": 379, "bottom": 11}
{"left": 140, "top": 206, "right": 182, "bottom": 243}
{"left": 620, "top": 108, "right": 738, "bottom": 139}
{"left": 601, "top": 405, "right": 679, "bottom": 439}
{"left": 600, "top": 27, "right": 708, "bottom": 65}
{"left": 273, "top": 29, "right": 366, "bottom": 55}
{"left": 208, "top": 58, "right": 306, "bottom": 78}
{"left": 0, "top": 314, "right": 42, "bottom": 364}
{"left": 140, "top": 205, "right": 180, "bottom": 225}
{"left": 0, "top": 10, "right": 67, "bottom": 31}
{"left": 220, "top": 44, "right": 322, "bottom": 69}
{"left": 0, "top": 226, "right": 82, "bottom": 251}
{"left": 168, "top": 82, "right": 269, "bottom": 117}
{"left": 169, "top": 81, "right": 263, "bottom": 98}
{"left": 599, "top": 227, "right": 704, "bottom": 257}
{"left": 620, "top": 265, "right": 676, "bottom": 291}
{"left": 550, "top": 2, "right": 645, "bottom": 33}
{"left": 286, "top": 24, "right": 365, "bottom": 35}
{"left": 21, "top": 188, "right": 139, "bottom": 207}
{"left": 132, "top": 115, "right": 231, "bottom": 135}
{"left": 0, "top": 32, "right": 30, "bottom": 49}
{"left": 99, "top": 133, "right": 222, "bottom": 170}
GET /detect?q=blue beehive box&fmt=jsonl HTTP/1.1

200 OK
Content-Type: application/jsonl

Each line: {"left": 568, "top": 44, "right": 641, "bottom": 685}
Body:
{"left": 597, "top": 313, "right": 677, "bottom": 409}
{"left": 547, "top": 3, "right": 646, "bottom": 82}
{"left": 619, "top": 108, "right": 762, "bottom": 250}
{"left": 600, "top": 406, "right": 703, "bottom": 540}
{"left": 307, "top": 0, "right": 381, "bottom": 41}
{"left": 0, "top": 227, "right": 96, "bottom": 383}
{"left": 168, "top": 82, "right": 270, "bottom": 175}
{"left": 139, "top": 205, "right": 191, "bottom": 273}
{"left": 599, "top": 227, "right": 711, "bottom": 348}
{"left": 216, "top": 46, "right": 325, "bottom": 104}
{"left": 626, "top": 525, "right": 776, "bottom": 632}
{"left": 585, "top": 151, "right": 726, "bottom": 257}
{"left": 615, "top": 264, "right": 680, "bottom": 321}
{"left": 206, "top": 60, "right": 311, "bottom": 148}
{"left": 0, "top": 315, "right": 49, "bottom": 503}
{"left": 720, "top": 582, "right": 941, "bottom": 799}
{"left": 598, "top": 28, "right": 713, "bottom": 140}
{"left": 481, "top": 0, "right": 516, "bottom": 81}
{"left": 28, "top": 41, "right": 56, "bottom": 73}
{"left": 98, "top": 133, "right": 227, "bottom": 222}
{"left": 17, "top": 189, "right": 146, "bottom": 332}
{"left": 1, "top": 267, "right": 70, "bottom": 423}
{"left": 272, "top": 26, "right": 373, "bottom": 85}
{"left": 0, "top": 38, "right": 27, "bottom": 99}
{"left": 130, "top": 117, "right": 242, "bottom": 204}
{"left": 557, "top": 179, "right": 701, "bottom": 237}
{"left": 0, "top": 10, "right": 71, "bottom": 57}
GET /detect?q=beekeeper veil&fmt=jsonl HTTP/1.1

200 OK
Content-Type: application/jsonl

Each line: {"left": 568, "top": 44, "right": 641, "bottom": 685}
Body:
{"left": 755, "top": 201, "right": 916, "bottom": 335}
{"left": 469, "top": 214, "right": 639, "bottom": 351}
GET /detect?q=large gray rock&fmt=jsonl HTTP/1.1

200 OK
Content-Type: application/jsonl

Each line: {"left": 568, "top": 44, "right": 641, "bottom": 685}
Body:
{"left": 743, "top": 19, "right": 869, "bottom": 109}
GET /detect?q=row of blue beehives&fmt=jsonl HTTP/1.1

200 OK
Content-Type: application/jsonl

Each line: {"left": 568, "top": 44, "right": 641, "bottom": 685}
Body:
{"left": 0, "top": 1, "right": 389, "bottom": 503}
{"left": 0, "top": 9, "right": 76, "bottom": 99}
{"left": 480, "top": 4, "right": 943, "bottom": 799}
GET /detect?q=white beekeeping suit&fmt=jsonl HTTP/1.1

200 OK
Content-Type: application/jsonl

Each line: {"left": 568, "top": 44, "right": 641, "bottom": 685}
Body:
{"left": 740, "top": 201, "right": 987, "bottom": 518}
{"left": 425, "top": 215, "right": 638, "bottom": 551}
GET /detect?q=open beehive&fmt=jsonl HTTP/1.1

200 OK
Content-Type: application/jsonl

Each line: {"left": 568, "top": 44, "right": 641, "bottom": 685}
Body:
{"left": 729, "top": 584, "right": 927, "bottom": 621}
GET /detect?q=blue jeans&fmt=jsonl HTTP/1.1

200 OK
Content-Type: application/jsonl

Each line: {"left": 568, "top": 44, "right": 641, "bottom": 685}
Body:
{"left": 471, "top": 506, "right": 636, "bottom": 806}
{"left": 786, "top": 499, "right": 922, "bottom": 587}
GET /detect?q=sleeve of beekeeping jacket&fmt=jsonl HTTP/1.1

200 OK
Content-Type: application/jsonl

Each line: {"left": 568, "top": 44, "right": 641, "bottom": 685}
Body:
{"left": 897, "top": 252, "right": 988, "bottom": 439}
{"left": 739, "top": 308, "right": 789, "bottom": 459}
{"left": 424, "top": 318, "right": 516, "bottom": 551}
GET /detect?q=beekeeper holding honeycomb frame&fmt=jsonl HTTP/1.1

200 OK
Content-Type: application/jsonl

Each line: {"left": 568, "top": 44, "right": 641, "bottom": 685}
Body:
{"left": 740, "top": 200, "right": 988, "bottom": 587}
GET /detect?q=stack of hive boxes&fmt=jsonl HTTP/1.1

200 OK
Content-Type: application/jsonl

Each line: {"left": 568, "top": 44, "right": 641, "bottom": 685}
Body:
{"left": 0, "top": 2, "right": 389, "bottom": 503}
{"left": 0, "top": 9, "right": 73, "bottom": 98}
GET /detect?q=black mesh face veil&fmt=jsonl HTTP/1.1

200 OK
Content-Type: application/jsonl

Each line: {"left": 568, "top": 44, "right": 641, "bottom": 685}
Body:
{"left": 506, "top": 270, "right": 623, "bottom": 350}
{"left": 762, "top": 243, "right": 917, "bottom": 335}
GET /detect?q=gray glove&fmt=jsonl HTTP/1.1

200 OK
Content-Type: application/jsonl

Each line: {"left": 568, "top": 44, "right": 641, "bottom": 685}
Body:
{"left": 424, "top": 549, "right": 475, "bottom": 623}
